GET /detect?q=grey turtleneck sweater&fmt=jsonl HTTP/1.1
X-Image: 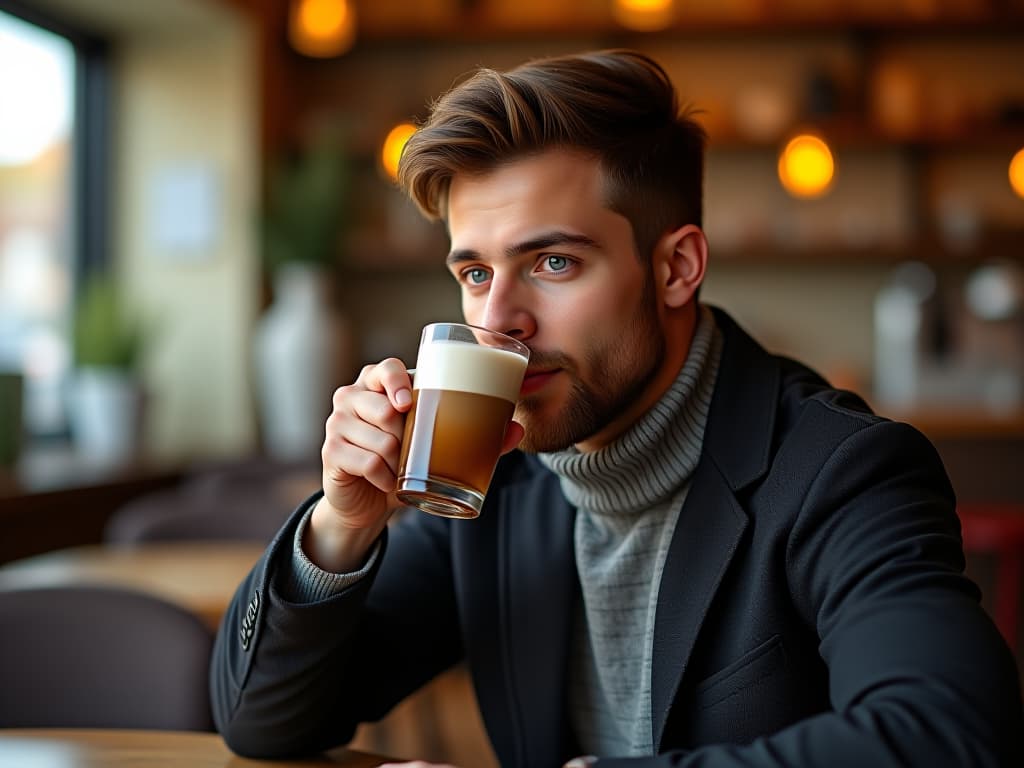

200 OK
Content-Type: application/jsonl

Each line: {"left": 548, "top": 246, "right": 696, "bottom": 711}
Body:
{"left": 538, "top": 305, "right": 721, "bottom": 757}
{"left": 283, "top": 305, "right": 722, "bottom": 758}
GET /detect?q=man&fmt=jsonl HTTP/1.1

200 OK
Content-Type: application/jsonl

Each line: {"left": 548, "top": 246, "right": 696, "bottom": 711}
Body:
{"left": 211, "top": 50, "right": 1022, "bottom": 766}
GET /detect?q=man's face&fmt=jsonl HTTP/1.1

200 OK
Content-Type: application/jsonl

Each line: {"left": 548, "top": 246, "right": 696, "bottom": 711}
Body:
{"left": 446, "top": 149, "right": 666, "bottom": 453}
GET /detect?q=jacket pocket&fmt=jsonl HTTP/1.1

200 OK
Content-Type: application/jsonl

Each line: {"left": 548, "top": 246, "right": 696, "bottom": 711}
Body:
{"left": 694, "top": 634, "right": 785, "bottom": 710}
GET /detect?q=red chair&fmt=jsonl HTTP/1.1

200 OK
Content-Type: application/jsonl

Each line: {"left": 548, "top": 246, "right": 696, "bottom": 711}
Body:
{"left": 958, "top": 504, "right": 1024, "bottom": 650}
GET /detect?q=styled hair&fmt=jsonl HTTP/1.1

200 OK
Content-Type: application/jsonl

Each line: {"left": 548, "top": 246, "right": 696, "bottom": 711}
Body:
{"left": 398, "top": 49, "right": 706, "bottom": 262}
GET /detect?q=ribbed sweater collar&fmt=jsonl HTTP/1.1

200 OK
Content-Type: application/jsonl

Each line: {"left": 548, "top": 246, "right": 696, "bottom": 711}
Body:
{"left": 538, "top": 305, "right": 720, "bottom": 516}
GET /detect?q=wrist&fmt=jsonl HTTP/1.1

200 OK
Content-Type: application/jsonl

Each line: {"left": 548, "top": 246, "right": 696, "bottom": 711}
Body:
{"left": 304, "top": 497, "right": 385, "bottom": 573}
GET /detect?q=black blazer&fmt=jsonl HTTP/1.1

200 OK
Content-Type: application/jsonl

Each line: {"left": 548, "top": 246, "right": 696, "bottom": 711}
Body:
{"left": 211, "top": 308, "right": 1022, "bottom": 767}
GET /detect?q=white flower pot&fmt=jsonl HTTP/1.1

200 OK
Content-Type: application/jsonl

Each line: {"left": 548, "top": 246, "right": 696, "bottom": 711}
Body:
{"left": 253, "top": 263, "right": 351, "bottom": 460}
{"left": 68, "top": 367, "right": 145, "bottom": 466}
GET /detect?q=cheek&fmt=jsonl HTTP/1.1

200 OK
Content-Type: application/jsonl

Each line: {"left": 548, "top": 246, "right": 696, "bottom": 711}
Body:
{"left": 568, "top": 280, "right": 643, "bottom": 332}
{"left": 543, "top": 298, "right": 617, "bottom": 359}
{"left": 460, "top": 293, "right": 484, "bottom": 326}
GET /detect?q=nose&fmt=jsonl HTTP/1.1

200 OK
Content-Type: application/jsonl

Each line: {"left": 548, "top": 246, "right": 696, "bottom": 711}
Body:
{"left": 477, "top": 275, "right": 536, "bottom": 341}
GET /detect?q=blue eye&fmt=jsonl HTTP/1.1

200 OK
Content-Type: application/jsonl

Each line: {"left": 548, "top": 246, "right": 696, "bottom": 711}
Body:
{"left": 544, "top": 255, "right": 568, "bottom": 271}
{"left": 465, "top": 267, "right": 489, "bottom": 285}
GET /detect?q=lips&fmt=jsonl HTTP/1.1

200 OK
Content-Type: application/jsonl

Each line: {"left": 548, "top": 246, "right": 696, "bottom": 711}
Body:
{"left": 520, "top": 369, "right": 558, "bottom": 396}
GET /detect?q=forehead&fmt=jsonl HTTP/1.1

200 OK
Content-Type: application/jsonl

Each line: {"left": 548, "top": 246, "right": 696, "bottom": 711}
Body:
{"left": 447, "top": 149, "right": 612, "bottom": 241}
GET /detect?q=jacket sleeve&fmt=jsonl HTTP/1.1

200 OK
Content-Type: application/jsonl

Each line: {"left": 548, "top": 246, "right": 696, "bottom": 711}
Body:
{"left": 597, "top": 420, "right": 1023, "bottom": 768}
{"left": 210, "top": 492, "right": 463, "bottom": 758}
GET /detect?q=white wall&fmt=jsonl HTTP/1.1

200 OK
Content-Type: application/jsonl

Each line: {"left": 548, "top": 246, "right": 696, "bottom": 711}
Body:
{"left": 112, "top": 6, "right": 260, "bottom": 460}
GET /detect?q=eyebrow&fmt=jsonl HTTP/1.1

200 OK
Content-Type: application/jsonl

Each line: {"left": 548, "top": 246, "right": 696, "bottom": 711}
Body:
{"left": 446, "top": 231, "right": 601, "bottom": 266}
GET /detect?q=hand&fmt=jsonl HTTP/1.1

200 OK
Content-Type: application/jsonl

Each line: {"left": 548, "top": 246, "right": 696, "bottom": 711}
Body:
{"left": 322, "top": 358, "right": 413, "bottom": 526}
{"left": 320, "top": 359, "right": 524, "bottom": 521}
{"left": 307, "top": 358, "right": 525, "bottom": 572}
{"left": 306, "top": 358, "right": 414, "bottom": 572}
{"left": 374, "top": 751, "right": 592, "bottom": 768}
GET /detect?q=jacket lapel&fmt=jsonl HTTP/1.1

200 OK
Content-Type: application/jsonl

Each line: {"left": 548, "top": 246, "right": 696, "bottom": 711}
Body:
{"left": 455, "top": 457, "right": 577, "bottom": 768}
{"left": 651, "top": 307, "right": 781, "bottom": 749}
{"left": 651, "top": 463, "right": 747, "bottom": 748}
{"left": 499, "top": 467, "right": 578, "bottom": 767}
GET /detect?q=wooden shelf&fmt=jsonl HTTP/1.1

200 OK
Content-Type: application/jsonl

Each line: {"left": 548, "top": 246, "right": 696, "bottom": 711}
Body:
{"left": 712, "top": 230, "right": 1024, "bottom": 266}
{"left": 342, "top": 11, "right": 1024, "bottom": 45}
{"left": 708, "top": 120, "right": 1024, "bottom": 153}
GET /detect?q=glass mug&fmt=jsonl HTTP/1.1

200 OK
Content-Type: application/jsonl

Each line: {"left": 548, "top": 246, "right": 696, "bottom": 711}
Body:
{"left": 396, "top": 323, "right": 530, "bottom": 519}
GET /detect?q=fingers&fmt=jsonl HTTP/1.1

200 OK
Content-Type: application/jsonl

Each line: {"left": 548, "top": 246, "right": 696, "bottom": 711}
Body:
{"left": 354, "top": 357, "right": 414, "bottom": 412}
{"left": 324, "top": 431, "right": 399, "bottom": 495}
{"left": 321, "top": 359, "right": 413, "bottom": 509}
{"left": 324, "top": 395, "right": 404, "bottom": 492}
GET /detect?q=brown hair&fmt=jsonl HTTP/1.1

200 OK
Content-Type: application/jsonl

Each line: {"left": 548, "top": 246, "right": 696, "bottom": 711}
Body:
{"left": 398, "top": 49, "right": 706, "bottom": 262}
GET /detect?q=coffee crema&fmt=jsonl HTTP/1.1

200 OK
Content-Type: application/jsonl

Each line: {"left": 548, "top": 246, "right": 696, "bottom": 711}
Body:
{"left": 411, "top": 341, "right": 527, "bottom": 401}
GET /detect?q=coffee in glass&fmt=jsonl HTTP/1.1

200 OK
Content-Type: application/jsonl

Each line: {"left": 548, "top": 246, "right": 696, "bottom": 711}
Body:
{"left": 396, "top": 323, "right": 529, "bottom": 518}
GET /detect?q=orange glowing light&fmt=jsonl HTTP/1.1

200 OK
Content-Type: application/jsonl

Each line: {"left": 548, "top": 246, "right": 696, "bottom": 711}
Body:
{"left": 382, "top": 123, "right": 417, "bottom": 181}
{"left": 1010, "top": 148, "right": 1024, "bottom": 200}
{"left": 778, "top": 134, "right": 835, "bottom": 199}
{"left": 613, "top": 0, "right": 675, "bottom": 31}
{"left": 288, "top": 0, "right": 355, "bottom": 59}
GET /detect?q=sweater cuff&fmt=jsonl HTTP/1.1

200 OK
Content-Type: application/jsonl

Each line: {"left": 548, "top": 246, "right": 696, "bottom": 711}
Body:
{"left": 279, "top": 501, "right": 382, "bottom": 603}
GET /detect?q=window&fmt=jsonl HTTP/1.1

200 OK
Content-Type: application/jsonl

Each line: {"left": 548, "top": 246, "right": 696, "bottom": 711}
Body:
{"left": 0, "top": 3, "right": 108, "bottom": 441}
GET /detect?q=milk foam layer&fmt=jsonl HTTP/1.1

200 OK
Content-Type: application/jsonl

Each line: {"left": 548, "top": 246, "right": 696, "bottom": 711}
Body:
{"left": 413, "top": 341, "right": 528, "bottom": 402}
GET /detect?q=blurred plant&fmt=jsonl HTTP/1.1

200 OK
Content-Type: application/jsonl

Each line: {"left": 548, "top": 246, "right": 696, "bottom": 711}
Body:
{"left": 262, "top": 128, "right": 351, "bottom": 272}
{"left": 72, "top": 272, "right": 144, "bottom": 369}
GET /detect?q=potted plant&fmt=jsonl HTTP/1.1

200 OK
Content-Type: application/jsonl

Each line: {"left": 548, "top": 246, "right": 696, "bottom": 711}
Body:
{"left": 253, "top": 129, "right": 354, "bottom": 459}
{"left": 69, "top": 272, "right": 147, "bottom": 465}
{"left": 261, "top": 129, "right": 351, "bottom": 273}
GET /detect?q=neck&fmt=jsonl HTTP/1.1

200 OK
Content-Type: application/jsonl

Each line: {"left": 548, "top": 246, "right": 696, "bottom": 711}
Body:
{"left": 576, "top": 301, "right": 699, "bottom": 453}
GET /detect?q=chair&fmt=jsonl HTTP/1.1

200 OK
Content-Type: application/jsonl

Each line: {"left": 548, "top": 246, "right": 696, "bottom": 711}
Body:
{"left": 0, "top": 585, "right": 214, "bottom": 730}
{"left": 103, "top": 457, "right": 317, "bottom": 544}
{"left": 958, "top": 504, "right": 1024, "bottom": 651}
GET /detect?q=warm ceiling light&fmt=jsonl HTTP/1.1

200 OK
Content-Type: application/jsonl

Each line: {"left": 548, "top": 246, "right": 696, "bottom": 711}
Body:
{"left": 778, "top": 134, "right": 835, "bottom": 199}
{"left": 1010, "top": 147, "right": 1024, "bottom": 200}
{"left": 612, "top": 0, "right": 675, "bottom": 31}
{"left": 381, "top": 123, "right": 417, "bottom": 181}
{"left": 288, "top": 0, "right": 356, "bottom": 58}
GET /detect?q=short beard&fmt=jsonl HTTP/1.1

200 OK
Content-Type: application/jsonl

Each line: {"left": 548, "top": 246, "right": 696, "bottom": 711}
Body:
{"left": 516, "top": 271, "right": 664, "bottom": 453}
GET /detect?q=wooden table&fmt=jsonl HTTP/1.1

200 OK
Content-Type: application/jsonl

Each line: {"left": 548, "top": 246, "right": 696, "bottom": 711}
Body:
{"left": 0, "top": 458, "right": 185, "bottom": 566}
{"left": 0, "top": 542, "right": 265, "bottom": 630}
{"left": 0, "top": 729, "right": 395, "bottom": 767}
{"left": 0, "top": 546, "right": 497, "bottom": 766}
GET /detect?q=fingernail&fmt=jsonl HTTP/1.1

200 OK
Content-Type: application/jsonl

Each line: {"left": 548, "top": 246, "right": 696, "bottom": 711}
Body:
{"left": 395, "top": 388, "right": 412, "bottom": 407}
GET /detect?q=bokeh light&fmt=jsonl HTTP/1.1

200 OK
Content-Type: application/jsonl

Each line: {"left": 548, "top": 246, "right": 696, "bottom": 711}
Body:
{"left": 381, "top": 123, "right": 417, "bottom": 181}
{"left": 288, "top": 0, "right": 356, "bottom": 58}
{"left": 778, "top": 134, "right": 835, "bottom": 199}
{"left": 1009, "top": 147, "right": 1024, "bottom": 200}
{"left": 612, "top": 0, "right": 675, "bottom": 31}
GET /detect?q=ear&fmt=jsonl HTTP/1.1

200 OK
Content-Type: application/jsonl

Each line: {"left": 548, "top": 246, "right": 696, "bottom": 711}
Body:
{"left": 654, "top": 224, "right": 707, "bottom": 309}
